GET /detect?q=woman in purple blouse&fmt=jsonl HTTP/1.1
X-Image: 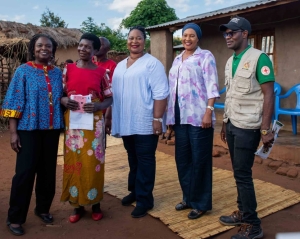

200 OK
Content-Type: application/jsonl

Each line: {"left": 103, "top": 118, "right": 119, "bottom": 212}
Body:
{"left": 166, "top": 23, "right": 220, "bottom": 220}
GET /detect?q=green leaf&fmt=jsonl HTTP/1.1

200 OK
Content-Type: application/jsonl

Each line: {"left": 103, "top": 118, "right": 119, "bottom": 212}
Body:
{"left": 120, "top": 0, "right": 178, "bottom": 29}
{"left": 40, "top": 8, "right": 67, "bottom": 28}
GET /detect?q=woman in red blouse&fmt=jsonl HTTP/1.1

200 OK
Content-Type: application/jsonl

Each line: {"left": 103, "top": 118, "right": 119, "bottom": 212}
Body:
{"left": 60, "top": 33, "right": 113, "bottom": 223}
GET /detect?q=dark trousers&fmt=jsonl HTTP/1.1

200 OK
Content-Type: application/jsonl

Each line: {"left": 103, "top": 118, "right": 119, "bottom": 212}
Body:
{"left": 173, "top": 124, "right": 213, "bottom": 210}
{"left": 226, "top": 121, "right": 261, "bottom": 226}
{"left": 173, "top": 95, "right": 213, "bottom": 210}
{"left": 122, "top": 134, "right": 158, "bottom": 209}
{"left": 8, "top": 130, "right": 60, "bottom": 224}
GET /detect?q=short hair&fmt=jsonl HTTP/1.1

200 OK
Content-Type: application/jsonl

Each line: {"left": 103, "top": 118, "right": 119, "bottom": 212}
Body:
{"left": 128, "top": 26, "right": 147, "bottom": 40}
{"left": 28, "top": 34, "right": 58, "bottom": 61}
{"left": 65, "top": 59, "right": 73, "bottom": 63}
{"left": 80, "top": 33, "right": 101, "bottom": 50}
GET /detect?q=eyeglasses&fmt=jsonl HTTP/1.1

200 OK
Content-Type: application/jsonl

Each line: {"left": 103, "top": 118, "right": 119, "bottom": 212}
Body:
{"left": 223, "top": 30, "right": 243, "bottom": 38}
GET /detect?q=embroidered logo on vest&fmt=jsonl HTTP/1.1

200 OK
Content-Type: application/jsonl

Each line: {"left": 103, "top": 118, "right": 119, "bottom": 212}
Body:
{"left": 243, "top": 62, "right": 250, "bottom": 70}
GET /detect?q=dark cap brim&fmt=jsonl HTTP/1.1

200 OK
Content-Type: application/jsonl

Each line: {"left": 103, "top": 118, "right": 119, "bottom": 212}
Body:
{"left": 219, "top": 23, "right": 241, "bottom": 32}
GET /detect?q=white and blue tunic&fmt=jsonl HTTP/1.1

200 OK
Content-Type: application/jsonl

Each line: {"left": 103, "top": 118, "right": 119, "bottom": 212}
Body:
{"left": 111, "top": 53, "right": 169, "bottom": 137}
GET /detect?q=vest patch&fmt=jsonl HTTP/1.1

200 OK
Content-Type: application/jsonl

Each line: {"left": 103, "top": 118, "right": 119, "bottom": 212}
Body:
{"left": 243, "top": 62, "right": 250, "bottom": 70}
{"left": 261, "top": 66, "right": 270, "bottom": 75}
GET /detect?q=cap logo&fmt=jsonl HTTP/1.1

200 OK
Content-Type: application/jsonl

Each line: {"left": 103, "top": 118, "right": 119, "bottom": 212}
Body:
{"left": 230, "top": 18, "right": 240, "bottom": 24}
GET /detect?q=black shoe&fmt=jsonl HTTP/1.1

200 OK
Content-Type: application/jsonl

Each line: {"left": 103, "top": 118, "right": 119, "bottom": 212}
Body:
{"left": 231, "top": 224, "right": 263, "bottom": 239}
{"left": 219, "top": 210, "right": 243, "bottom": 226}
{"left": 34, "top": 209, "right": 54, "bottom": 223}
{"left": 121, "top": 193, "right": 136, "bottom": 206}
{"left": 7, "top": 221, "right": 24, "bottom": 236}
{"left": 131, "top": 206, "right": 151, "bottom": 218}
{"left": 175, "top": 201, "right": 190, "bottom": 211}
{"left": 187, "top": 209, "right": 207, "bottom": 219}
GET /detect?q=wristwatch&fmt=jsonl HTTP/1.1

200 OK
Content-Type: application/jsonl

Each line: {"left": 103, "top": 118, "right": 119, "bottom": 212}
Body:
{"left": 207, "top": 106, "right": 214, "bottom": 111}
{"left": 260, "top": 129, "right": 271, "bottom": 135}
{"left": 153, "top": 118, "right": 163, "bottom": 122}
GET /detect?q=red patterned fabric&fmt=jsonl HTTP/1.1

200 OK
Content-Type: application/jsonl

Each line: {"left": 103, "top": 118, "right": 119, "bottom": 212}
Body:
{"left": 94, "top": 59, "right": 116, "bottom": 82}
{"left": 63, "top": 63, "right": 112, "bottom": 102}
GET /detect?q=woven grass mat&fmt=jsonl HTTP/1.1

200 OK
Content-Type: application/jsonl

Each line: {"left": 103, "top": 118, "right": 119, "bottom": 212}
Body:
{"left": 104, "top": 144, "right": 300, "bottom": 239}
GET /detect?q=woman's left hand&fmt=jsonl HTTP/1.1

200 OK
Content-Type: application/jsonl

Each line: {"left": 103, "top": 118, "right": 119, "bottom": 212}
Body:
{"left": 202, "top": 111, "right": 212, "bottom": 128}
{"left": 153, "top": 120, "right": 163, "bottom": 135}
{"left": 83, "top": 102, "right": 96, "bottom": 113}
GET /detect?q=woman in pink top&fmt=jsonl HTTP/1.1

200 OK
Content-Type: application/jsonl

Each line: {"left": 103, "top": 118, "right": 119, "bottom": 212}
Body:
{"left": 166, "top": 23, "right": 220, "bottom": 220}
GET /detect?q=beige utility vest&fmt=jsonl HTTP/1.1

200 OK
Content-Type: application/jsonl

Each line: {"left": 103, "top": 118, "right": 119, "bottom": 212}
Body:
{"left": 224, "top": 47, "right": 265, "bottom": 129}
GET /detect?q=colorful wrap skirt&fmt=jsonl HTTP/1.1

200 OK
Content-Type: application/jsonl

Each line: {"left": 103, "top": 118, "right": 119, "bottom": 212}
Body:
{"left": 61, "top": 110, "right": 105, "bottom": 207}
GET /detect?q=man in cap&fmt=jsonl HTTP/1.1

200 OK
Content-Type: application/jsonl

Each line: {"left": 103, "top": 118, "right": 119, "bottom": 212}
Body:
{"left": 219, "top": 16, "right": 275, "bottom": 239}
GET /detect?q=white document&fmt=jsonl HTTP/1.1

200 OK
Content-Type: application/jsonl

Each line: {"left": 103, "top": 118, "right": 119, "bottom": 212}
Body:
{"left": 69, "top": 94, "right": 93, "bottom": 130}
{"left": 276, "top": 232, "right": 300, "bottom": 239}
{"left": 255, "top": 120, "right": 284, "bottom": 159}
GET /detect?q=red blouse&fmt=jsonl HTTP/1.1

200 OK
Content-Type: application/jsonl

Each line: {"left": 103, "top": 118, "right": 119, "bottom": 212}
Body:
{"left": 63, "top": 63, "right": 112, "bottom": 102}
{"left": 94, "top": 59, "right": 117, "bottom": 82}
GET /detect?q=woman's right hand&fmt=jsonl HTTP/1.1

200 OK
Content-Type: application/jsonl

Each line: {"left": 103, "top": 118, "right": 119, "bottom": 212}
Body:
{"left": 220, "top": 122, "right": 227, "bottom": 144}
{"left": 10, "top": 132, "right": 21, "bottom": 153}
{"left": 61, "top": 97, "right": 79, "bottom": 111}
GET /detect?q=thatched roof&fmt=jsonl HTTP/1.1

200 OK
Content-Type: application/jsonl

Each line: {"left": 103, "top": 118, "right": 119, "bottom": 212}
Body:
{"left": 0, "top": 20, "right": 82, "bottom": 48}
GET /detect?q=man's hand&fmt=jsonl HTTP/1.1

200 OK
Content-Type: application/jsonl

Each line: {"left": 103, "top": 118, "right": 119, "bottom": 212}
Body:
{"left": 261, "top": 132, "right": 274, "bottom": 149}
{"left": 220, "top": 122, "right": 227, "bottom": 144}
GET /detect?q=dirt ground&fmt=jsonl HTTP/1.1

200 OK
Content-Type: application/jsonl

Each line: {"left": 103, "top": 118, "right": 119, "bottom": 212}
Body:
{"left": 0, "top": 130, "right": 299, "bottom": 239}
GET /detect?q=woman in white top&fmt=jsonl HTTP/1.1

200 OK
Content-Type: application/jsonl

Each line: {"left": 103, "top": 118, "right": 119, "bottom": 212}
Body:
{"left": 105, "top": 26, "right": 169, "bottom": 218}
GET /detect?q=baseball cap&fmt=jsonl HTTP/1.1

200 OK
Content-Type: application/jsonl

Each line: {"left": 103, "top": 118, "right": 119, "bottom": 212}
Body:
{"left": 219, "top": 16, "right": 251, "bottom": 34}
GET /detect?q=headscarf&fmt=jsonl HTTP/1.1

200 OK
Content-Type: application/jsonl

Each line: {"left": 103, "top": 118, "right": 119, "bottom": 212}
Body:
{"left": 182, "top": 23, "right": 202, "bottom": 40}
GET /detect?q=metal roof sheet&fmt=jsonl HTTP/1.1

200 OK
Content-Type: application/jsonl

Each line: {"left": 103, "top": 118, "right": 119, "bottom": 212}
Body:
{"left": 146, "top": 0, "right": 280, "bottom": 30}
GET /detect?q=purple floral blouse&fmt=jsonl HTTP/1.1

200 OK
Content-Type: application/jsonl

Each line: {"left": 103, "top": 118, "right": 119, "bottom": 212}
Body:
{"left": 166, "top": 47, "right": 220, "bottom": 127}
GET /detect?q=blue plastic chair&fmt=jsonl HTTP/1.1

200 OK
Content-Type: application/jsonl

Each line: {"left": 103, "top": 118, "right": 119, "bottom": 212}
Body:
{"left": 214, "top": 87, "right": 226, "bottom": 109}
{"left": 272, "top": 82, "right": 282, "bottom": 120}
{"left": 274, "top": 82, "right": 282, "bottom": 96}
{"left": 275, "top": 83, "right": 300, "bottom": 135}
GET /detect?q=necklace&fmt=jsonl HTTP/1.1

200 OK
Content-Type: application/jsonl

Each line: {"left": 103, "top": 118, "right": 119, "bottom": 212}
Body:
{"left": 31, "top": 61, "right": 54, "bottom": 70}
{"left": 129, "top": 53, "right": 144, "bottom": 61}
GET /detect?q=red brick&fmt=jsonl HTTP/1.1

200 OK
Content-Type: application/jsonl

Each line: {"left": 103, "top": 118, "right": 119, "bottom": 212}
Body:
{"left": 254, "top": 156, "right": 263, "bottom": 164}
{"left": 159, "top": 139, "right": 167, "bottom": 144}
{"left": 275, "top": 167, "right": 289, "bottom": 176}
{"left": 262, "top": 158, "right": 273, "bottom": 166}
{"left": 287, "top": 168, "right": 298, "bottom": 178}
{"left": 212, "top": 150, "right": 221, "bottom": 157}
{"left": 268, "top": 160, "right": 284, "bottom": 170}
{"left": 166, "top": 140, "right": 175, "bottom": 145}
